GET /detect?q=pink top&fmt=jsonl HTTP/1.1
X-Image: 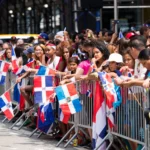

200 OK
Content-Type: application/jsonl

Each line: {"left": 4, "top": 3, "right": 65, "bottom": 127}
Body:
{"left": 78, "top": 60, "right": 91, "bottom": 75}
{"left": 78, "top": 60, "right": 91, "bottom": 94}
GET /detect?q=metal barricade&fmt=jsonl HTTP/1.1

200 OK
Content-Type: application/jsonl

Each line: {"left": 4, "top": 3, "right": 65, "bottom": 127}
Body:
{"left": 57, "top": 81, "right": 149, "bottom": 150}
{"left": 2, "top": 74, "right": 150, "bottom": 150}
{"left": 111, "top": 86, "right": 147, "bottom": 148}
{"left": 56, "top": 80, "right": 94, "bottom": 148}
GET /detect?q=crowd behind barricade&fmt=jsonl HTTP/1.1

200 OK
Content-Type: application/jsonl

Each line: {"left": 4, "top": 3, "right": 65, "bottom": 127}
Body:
{"left": 0, "top": 21, "right": 150, "bottom": 150}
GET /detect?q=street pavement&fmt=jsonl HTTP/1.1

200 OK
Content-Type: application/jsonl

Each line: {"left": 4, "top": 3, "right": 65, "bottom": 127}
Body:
{"left": 0, "top": 115, "right": 86, "bottom": 150}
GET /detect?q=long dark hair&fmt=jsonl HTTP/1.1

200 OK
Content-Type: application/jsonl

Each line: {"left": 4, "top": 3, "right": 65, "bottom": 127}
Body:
{"left": 94, "top": 40, "right": 110, "bottom": 60}
{"left": 138, "top": 49, "right": 150, "bottom": 60}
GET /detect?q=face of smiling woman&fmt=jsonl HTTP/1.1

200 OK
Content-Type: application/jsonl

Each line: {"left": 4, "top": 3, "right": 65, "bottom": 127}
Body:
{"left": 34, "top": 46, "right": 44, "bottom": 58}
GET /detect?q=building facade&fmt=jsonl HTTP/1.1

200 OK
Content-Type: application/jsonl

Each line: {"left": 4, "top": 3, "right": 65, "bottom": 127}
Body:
{"left": 0, "top": 0, "right": 150, "bottom": 34}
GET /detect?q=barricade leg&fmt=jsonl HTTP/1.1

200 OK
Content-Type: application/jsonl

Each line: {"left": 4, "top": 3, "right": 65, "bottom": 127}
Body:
{"left": 64, "top": 126, "right": 78, "bottom": 148}
{"left": 10, "top": 112, "right": 25, "bottom": 129}
{"left": 29, "top": 128, "right": 38, "bottom": 137}
{"left": 2, "top": 117, "right": 7, "bottom": 123}
{"left": 56, "top": 124, "right": 75, "bottom": 147}
{"left": 79, "top": 127, "right": 91, "bottom": 139}
{"left": 37, "top": 132, "right": 43, "bottom": 138}
{"left": 18, "top": 116, "right": 30, "bottom": 130}
{"left": 95, "top": 132, "right": 113, "bottom": 150}
{"left": 64, "top": 132, "right": 78, "bottom": 148}
{"left": 141, "top": 146, "right": 145, "bottom": 150}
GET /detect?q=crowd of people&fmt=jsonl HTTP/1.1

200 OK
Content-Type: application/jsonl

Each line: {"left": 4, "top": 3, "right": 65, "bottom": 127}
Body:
{"left": 0, "top": 24, "right": 150, "bottom": 149}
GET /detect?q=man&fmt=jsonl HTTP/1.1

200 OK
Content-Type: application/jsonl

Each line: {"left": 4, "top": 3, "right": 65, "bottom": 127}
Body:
{"left": 122, "top": 35, "right": 147, "bottom": 87}
{"left": 2, "top": 42, "right": 10, "bottom": 50}
{"left": 10, "top": 36, "right": 17, "bottom": 48}
{"left": 139, "top": 26, "right": 150, "bottom": 39}
{"left": 38, "top": 33, "right": 49, "bottom": 44}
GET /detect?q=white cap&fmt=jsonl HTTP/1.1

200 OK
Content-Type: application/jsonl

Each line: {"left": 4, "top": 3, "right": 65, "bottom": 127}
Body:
{"left": 108, "top": 53, "right": 123, "bottom": 63}
{"left": 56, "top": 31, "right": 64, "bottom": 37}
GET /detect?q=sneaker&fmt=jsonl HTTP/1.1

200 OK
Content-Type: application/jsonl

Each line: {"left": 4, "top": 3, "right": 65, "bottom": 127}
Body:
{"left": 16, "top": 119, "right": 24, "bottom": 126}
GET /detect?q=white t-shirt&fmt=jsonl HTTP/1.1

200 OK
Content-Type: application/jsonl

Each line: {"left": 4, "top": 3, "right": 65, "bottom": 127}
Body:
{"left": 134, "top": 59, "right": 147, "bottom": 79}
{"left": 47, "top": 56, "right": 61, "bottom": 70}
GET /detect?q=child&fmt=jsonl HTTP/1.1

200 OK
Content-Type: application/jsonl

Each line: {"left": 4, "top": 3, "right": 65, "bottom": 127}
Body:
{"left": 121, "top": 50, "right": 135, "bottom": 77}
{"left": 59, "top": 57, "right": 79, "bottom": 85}
{"left": 68, "top": 57, "right": 79, "bottom": 74}
{"left": 108, "top": 53, "right": 123, "bottom": 77}
{"left": 114, "top": 50, "right": 135, "bottom": 85}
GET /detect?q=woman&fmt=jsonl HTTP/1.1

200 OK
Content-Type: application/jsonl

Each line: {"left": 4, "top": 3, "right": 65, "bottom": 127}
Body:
{"left": 45, "top": 43, "right": 64, "bottom": 71}
{"left": 138, "top": 49, "right": 150, "bottom": 88}
{"left": 17, "top": 44, "right": 48, "bottom": 107}
{"left": 91, "top": 41, "right": 110, "bottom": 72}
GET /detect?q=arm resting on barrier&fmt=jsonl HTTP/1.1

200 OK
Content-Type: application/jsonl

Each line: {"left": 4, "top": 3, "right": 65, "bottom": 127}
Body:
{"left": 122, "top": 78, "right": 144, "bottom": 87}
{"left": 143, "top": 78, "right": 150, "bottom": 88}
{"left": 16, "top": 71, "right": 30, "bottom": 83}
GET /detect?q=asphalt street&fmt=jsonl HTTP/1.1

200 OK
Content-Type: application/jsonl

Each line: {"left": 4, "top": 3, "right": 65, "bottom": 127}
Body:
{"left": 0, "top": 115, "right": 86, "bottom": 150}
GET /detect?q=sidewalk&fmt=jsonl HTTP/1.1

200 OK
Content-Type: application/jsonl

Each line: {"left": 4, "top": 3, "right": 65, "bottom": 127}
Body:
{"left": 0, "top": 116, "right": 86, "bottom": 150}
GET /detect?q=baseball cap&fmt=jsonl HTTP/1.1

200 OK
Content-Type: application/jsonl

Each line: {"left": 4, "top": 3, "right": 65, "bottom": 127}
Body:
{"left": 38, "top": 33, "right": 49, "bottom": 40}
{"left": 56, "top": 31, "right": 64, "bottom": 37}
{"left": 125, "top": 32, "right": 135, "bottom": 39}
{"left": 23, "top": 47, "right": 34, "bottom": 55}
{"left": 108, "top": 53, "right": 123, "bottom": 63}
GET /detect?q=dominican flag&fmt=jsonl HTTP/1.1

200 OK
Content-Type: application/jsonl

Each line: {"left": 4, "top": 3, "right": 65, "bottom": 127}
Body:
{"left": 89, "top": 63, "right": 96, "bottom": 73}
{"left": 37, "top": 66, "right": 56, "bottom": 76}
{"left": 34, "top": 76, "right": 55, "bottom": 104}
{"left": 55, "top": 83, "right": 82, "bottom": 115}
{"left": 86, "top": 89, "right": 92, "bottom": 98}
{"left": 92, "top": 82, "right": 107, "bottom": 149}
{"left": 40, "top": 100, "right": 54, "bottom": 123}
{"left": 98, "top": 72, "right": 116, "bottom": 128}
{"left": 13, "top": 82, "right": 25, "bottom": 111}
{"left": 37, "top": 103, "right": 54, "bottom": 134}
{"left": 0, "top": 60, "right": 10, "bottom": 85}
{"left": 119, "top": 31, "right": 124, "bottom": 39}
{"left": 59, "top": 108, "right": 71, "bottom": 124}
{"left": 13, "top": 60, "right": 35, "bottom": 76}
{"left": 11, "top": 47, "right": 19, "bottom": 70}
{"left": 0, "top": 91, "right": 14, "bottom": 120}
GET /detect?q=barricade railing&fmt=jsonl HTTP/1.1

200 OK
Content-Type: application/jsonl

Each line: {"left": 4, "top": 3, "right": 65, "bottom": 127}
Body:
{"left": 111, "top": 86, "right": 147, "bottom": 148}
{"left": 1, "top": 75, "right": 150, "bottom": 149}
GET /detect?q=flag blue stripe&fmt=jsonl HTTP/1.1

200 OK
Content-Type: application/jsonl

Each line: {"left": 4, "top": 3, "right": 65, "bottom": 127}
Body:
{"left": 55, "top": 86, "right": 66, "bottom": 101}
{"left": 98, "top": 72, "right": 106, "bottom": 85}
{"left": 0, "top": 76, "right": 6, "bottom": 85}
{"left": 34, "top": 91, "right": 42, "bottom": 104}
{"left": 37, "top": 66, "right": 46, "bottom": 75}
{"left": 99, "top": 125, "right": 107, "bottom": 139}
{"left": 92, "top": 138, "right": 96, "bottom": 149}
{"left": 45, "top": 76, "right": 53, "bottom": 87}
{"left": 13, "top": 83, "right": 20, "bottom": 103}
{"left": 72, "top": 98, "right": 82, "bottom": 113}
{"left": 0, "top": 97, "right": 6, "bottom": 108}
{"left": 12, "top": 47, "right": 15, "bottom": 56}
